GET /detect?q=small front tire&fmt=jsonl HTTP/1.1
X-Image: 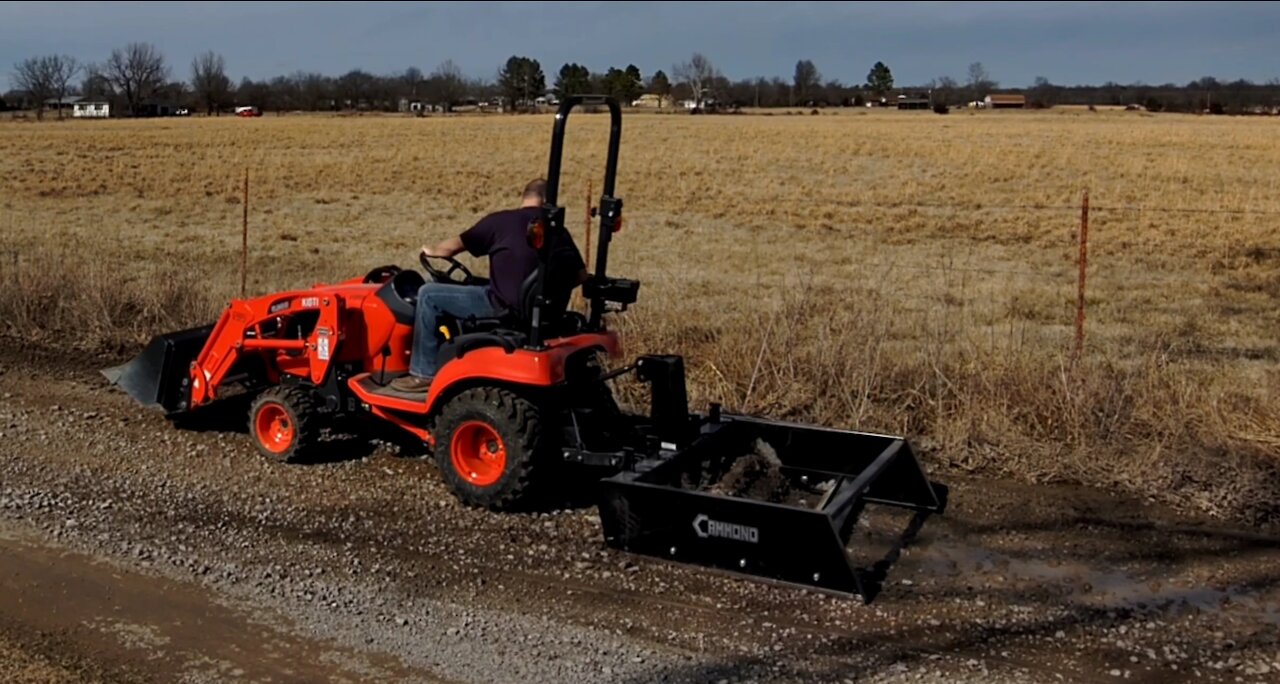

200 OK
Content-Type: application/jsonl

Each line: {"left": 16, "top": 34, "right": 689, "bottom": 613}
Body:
{"left": 249, "top": 385, "right": 321, "bottom": 464}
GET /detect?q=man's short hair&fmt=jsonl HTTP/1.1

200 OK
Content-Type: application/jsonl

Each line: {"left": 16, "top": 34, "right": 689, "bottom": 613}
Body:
{"left": 522, "top": 178, "right": 547, "bottom": 203}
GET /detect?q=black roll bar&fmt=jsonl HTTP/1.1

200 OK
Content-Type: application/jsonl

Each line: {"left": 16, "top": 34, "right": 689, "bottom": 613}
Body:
{"left": 528, "top": 95, "right": 624, "bottom": 347}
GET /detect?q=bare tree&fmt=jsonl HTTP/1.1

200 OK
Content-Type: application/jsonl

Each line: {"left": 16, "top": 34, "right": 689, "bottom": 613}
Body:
{"left": 11, "top": 57, "right": 54, "bottom": 120}
{"left": 336, "top": 69, "right": 375, "bottom": 108}
{"left": 427, "top": 60, "right": 467, "bottom": 111}
{"left": 793, "top": 59, "right": 821, "bottom": 105}
{"left": 967, "top": 62, "right": 995, "bottom": 103}
{"left": 673, "top": 52, "right": 719, "bottom": 109}
{"left": 11, "top": 55, "right": 77, "bottom": 120}
{"left": 269, "top": 75, "right": 299, "bottom": 113}
{"left": 967, "top": 62, "right": 988, "bottom": 88}
{"left": 81, "top": 64, "right": 113, "bottom": 100}
{"left": 48, "top": 56, "right": 81, "bottom": 119}
{"left": 293, "top": 71, "right": 331, "bottom": 111}
{"left": 104, "top": 42, "right": 169, "bottom": 116}
{"left": 402, "top": 66, "right": 423, "bottom": 99}
{"left": 191, "top": 50, "right": 231, "bottom": 116}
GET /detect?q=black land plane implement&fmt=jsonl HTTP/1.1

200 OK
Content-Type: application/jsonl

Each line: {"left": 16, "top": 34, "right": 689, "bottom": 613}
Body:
{"left": 104, "top": 95, "right": 948, "bottom": 601}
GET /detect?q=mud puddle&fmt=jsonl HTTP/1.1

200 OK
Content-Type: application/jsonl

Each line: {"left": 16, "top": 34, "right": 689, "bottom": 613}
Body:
{"left": 0, "top": 519, "right": 445, "bottom": 684}
{"left": 915, "top": 538, "right": 1280, "bottom": 624}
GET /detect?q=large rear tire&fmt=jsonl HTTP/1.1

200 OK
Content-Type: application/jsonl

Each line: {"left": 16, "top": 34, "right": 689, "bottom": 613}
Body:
{"left": 249, "top": 385, "right": 320, "bottom": 464}
{"left": 433, "top": 387, "right": 548, "bottom": 511}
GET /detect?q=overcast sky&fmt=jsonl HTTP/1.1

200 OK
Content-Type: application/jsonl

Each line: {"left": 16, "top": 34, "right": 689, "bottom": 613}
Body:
{"left": 2, "top": 1, "right": 1276, "bottom": 89}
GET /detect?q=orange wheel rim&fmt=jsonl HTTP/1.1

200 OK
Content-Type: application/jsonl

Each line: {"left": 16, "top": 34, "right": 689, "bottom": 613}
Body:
{"left": 255, "top": 403, "right": 294, "bottom": 454}
{"left": 450, "top": 421, "right": 506, "bottom": 487}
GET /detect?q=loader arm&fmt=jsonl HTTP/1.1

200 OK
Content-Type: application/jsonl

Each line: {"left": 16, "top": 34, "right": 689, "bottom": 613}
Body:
{"left": 189, "top": 293, "right": 343, "bottom": 408}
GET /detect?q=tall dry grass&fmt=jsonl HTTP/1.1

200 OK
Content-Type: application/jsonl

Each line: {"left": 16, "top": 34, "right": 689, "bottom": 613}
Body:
{"left": 610, "top": 262, "right": 1280, "bottom": 525}
{"left": 2, "top": 110, "right": 1278, "bottom": 525}
{"left": 0, "top": 249, "right": 211, "bottom": 353}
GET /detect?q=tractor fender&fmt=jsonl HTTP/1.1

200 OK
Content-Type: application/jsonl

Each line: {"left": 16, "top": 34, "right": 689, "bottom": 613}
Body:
{"left": 422, "top": 332, "right": 619, "bottom": 415}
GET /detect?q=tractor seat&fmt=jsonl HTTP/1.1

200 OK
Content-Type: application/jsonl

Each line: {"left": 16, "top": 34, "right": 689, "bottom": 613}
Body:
{"left": 434, "top": 267, "right": 581, "bottom": 367}
{"left": 372, "top": 267, "right": 427, "bottom": 327}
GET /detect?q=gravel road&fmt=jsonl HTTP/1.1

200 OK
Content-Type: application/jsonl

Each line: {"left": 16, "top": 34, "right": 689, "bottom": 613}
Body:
{"left": 0, "top": 344, "right": 1277, "bottom": 683}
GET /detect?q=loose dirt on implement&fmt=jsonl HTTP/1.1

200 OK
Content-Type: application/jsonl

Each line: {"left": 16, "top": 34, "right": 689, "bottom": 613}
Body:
{"left": 707, "top": 439, "right": 794, "bottom": 504}
{"left": 1, "top": 346, "right": 1278, "bottom": 684}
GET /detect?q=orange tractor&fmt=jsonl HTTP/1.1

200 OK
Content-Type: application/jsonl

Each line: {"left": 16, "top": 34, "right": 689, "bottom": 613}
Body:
{"left": 105, "top": 95, "right": 947, "bottom": 600}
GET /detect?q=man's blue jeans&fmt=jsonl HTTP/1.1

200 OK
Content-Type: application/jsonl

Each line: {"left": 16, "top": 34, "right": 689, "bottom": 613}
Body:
{"left": 409, "top": 283, "right": 500, "bottom": 379}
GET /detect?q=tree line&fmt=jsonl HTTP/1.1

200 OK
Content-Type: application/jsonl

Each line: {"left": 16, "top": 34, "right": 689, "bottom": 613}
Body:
{"left": 1017, "top": 75, "right": 1280, "bottom": 114}
{"left": 5, "top": 43, "right": 1279, "bottom": 117}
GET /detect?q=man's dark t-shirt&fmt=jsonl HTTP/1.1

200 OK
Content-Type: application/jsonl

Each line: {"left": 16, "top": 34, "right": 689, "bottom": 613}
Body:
{"left": 459, "top": 206, "right": 586, "bottom": 313}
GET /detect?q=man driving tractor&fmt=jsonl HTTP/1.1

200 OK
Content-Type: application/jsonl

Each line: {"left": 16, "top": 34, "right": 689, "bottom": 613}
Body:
{"left": 390, "top": 178, "right": 589, "bottom": 393}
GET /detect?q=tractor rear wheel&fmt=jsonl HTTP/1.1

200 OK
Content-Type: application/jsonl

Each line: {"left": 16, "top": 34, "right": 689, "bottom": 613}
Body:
{"left": 249, "top": 385, "right": 320, "bottom": 464}
{"left": 433, "top": 387, "right": 548, "bottom": 511}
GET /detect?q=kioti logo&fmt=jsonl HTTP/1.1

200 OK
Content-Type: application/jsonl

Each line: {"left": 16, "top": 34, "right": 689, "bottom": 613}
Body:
{"left": 692, "top": 513, "right": 759, "bottom": 544}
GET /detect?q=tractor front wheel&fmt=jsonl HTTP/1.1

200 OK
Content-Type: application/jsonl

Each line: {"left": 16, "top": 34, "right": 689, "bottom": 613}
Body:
{"left": 433, "top": 387, "right": 548, "bottom": 511}
{"left": 249, "top": 385, "right": 320, "bottom": 464}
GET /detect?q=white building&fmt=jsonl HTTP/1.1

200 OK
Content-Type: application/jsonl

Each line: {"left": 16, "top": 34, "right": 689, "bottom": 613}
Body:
{"left": 73, "top": 101, "right": 110, "bottom": 118}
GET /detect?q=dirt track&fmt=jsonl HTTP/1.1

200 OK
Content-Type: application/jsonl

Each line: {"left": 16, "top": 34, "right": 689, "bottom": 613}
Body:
{"left": 1, "top": 342, "right": 1278, "bottom": 683}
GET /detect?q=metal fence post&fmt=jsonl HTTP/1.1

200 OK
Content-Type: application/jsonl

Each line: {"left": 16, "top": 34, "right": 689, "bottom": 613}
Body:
{"left": 242, "top": 167, "right": 249, "bottom": 297}
{"left": 1074, "top": 190, "right": 1089, "bottom": 361}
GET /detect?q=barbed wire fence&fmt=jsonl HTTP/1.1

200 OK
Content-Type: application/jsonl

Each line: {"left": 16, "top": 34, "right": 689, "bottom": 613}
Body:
{"left": 3, "top": 186, "right": 1278, "bottom": 368}
{"left": 696, "top": 190, "right": 1280, "bottom": 371}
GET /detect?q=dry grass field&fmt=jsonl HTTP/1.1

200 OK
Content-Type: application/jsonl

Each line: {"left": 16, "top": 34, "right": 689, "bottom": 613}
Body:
{"left": 2, "top": 108, "right": 1278, "bottom": 524}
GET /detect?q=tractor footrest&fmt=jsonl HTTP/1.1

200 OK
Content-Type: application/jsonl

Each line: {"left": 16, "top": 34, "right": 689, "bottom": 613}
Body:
{"left": 595, "top": 411, "right": 947, "bottom": 601}
{"left": 352, "top": 374, "right": 428, "bottom": 401}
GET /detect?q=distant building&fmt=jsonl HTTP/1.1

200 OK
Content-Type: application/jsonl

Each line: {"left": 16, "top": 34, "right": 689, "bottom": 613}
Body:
{"left": 138, "top": 102, "right": 181, "bottom": 117}
{"left": 73, "top": 100, "right": 110, "bottom": 118}
{"left": 984, "top": 94, "right": 1026, "bottom": 109}
{"left": 680, "top": 98, "right": 718, "bottom": 110}
{"left": 44, "top": 95, "right": 85, "bottom": 115}
{"left": 897, "top": 97, "right": 930, "bottom": 110}
{"left": 38, "top": 94, "right": 112, "bottom": 117}
{"left": 632, "top": 93, "right": 672, "bottom": 108}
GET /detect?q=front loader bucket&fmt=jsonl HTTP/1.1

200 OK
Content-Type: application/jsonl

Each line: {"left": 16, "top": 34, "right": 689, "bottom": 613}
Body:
{"left": 596, "top": 411, "right": 948, "bottom": 601}
{"left": 101, "top": 323, "right": 214, "bottom": 414}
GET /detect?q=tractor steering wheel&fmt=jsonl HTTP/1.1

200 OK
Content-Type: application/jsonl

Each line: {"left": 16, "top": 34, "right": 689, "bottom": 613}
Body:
{"left": 420, "top": 252, "right": 478, "bottom": 286}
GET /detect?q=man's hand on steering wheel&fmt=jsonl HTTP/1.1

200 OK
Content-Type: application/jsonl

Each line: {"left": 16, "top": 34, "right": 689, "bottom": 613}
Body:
{"left": 419, "top": 248, "right": 477, "bottom": 286}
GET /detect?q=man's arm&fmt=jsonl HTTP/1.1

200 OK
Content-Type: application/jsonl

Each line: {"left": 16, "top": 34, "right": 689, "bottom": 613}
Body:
{"left": 421, "top": 235, "right": 466, "bottom": 259}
